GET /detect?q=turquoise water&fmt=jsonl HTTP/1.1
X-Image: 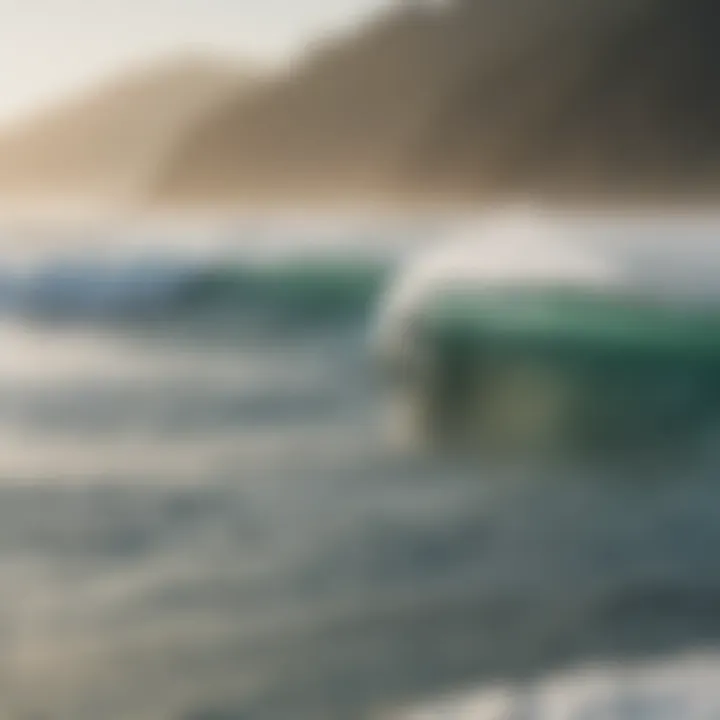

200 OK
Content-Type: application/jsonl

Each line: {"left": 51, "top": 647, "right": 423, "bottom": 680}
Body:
{"left": 0, "top": 217, "right": 718, "bottom": 719}
{"left": 427, "top": 288, "right": 720, "bottom": 357}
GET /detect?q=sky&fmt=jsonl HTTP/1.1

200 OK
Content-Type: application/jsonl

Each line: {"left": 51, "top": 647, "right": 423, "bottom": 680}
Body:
{"left": 0, "top": 0, "right": 393, "bottom": 124}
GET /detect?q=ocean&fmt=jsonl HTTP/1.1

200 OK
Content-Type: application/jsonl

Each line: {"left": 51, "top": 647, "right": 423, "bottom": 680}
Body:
{"left": 0, "top": 211, "right": 719, "bottom": 719}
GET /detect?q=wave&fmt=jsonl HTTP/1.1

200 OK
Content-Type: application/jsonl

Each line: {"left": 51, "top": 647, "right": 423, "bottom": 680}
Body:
{"left": 0, "top": 251, "right": 396, "bottom": 325}
{"left": 372, "top": 213, "right": 720, "bottom": 457}
{"left": 6, "top": 211, "right": 720, "bottom": 457}
{"left": 0, "top": 214, "right": 444, "bottom": 324}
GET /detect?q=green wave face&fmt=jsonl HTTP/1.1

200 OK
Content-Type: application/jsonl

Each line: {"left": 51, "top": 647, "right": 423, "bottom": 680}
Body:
{"left": 388, "top": 288, "right": 720, "bottom": 458}
{"left": 168, "top": 256, "right": 395, "bottom": 321}
{"left": 259, "top": 258, "right": 393, "bottom": 307}
{"left": 423, "top": 288, "right": 720, "bottom": 359}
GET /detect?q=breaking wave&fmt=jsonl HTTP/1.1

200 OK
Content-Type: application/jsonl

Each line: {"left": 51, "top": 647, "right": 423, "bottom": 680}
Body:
{"left": 5, "top": 210, "right": 720, "bottom": 456}
{"left": 372, "top": 213, "right": 720, "bottom": 457}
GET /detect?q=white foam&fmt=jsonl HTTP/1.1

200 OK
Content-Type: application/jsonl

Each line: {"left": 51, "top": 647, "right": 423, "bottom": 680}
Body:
{"left": 372, "top": 211, "right": 622, "bottom": 356}
{"left": 392, "top": 652, "right": 720, "bottom": 719}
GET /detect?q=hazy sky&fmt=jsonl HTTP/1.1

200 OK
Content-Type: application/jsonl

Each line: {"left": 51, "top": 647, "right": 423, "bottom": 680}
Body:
{"left": 0, "top": 0, "right": 392, "bottom": 123}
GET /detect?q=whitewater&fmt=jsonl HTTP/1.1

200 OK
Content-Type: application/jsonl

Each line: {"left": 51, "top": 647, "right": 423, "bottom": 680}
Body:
{"left": 0, "top": 210, "right": 718, "bottom": 719}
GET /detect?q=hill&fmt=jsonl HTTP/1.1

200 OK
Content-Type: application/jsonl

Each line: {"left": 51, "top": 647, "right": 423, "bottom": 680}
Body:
{"left": 149, "top": 0, "right": 720, "bottom": 207}
{"left": 0, "top": 54, "right": 252, "bottom": 205}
